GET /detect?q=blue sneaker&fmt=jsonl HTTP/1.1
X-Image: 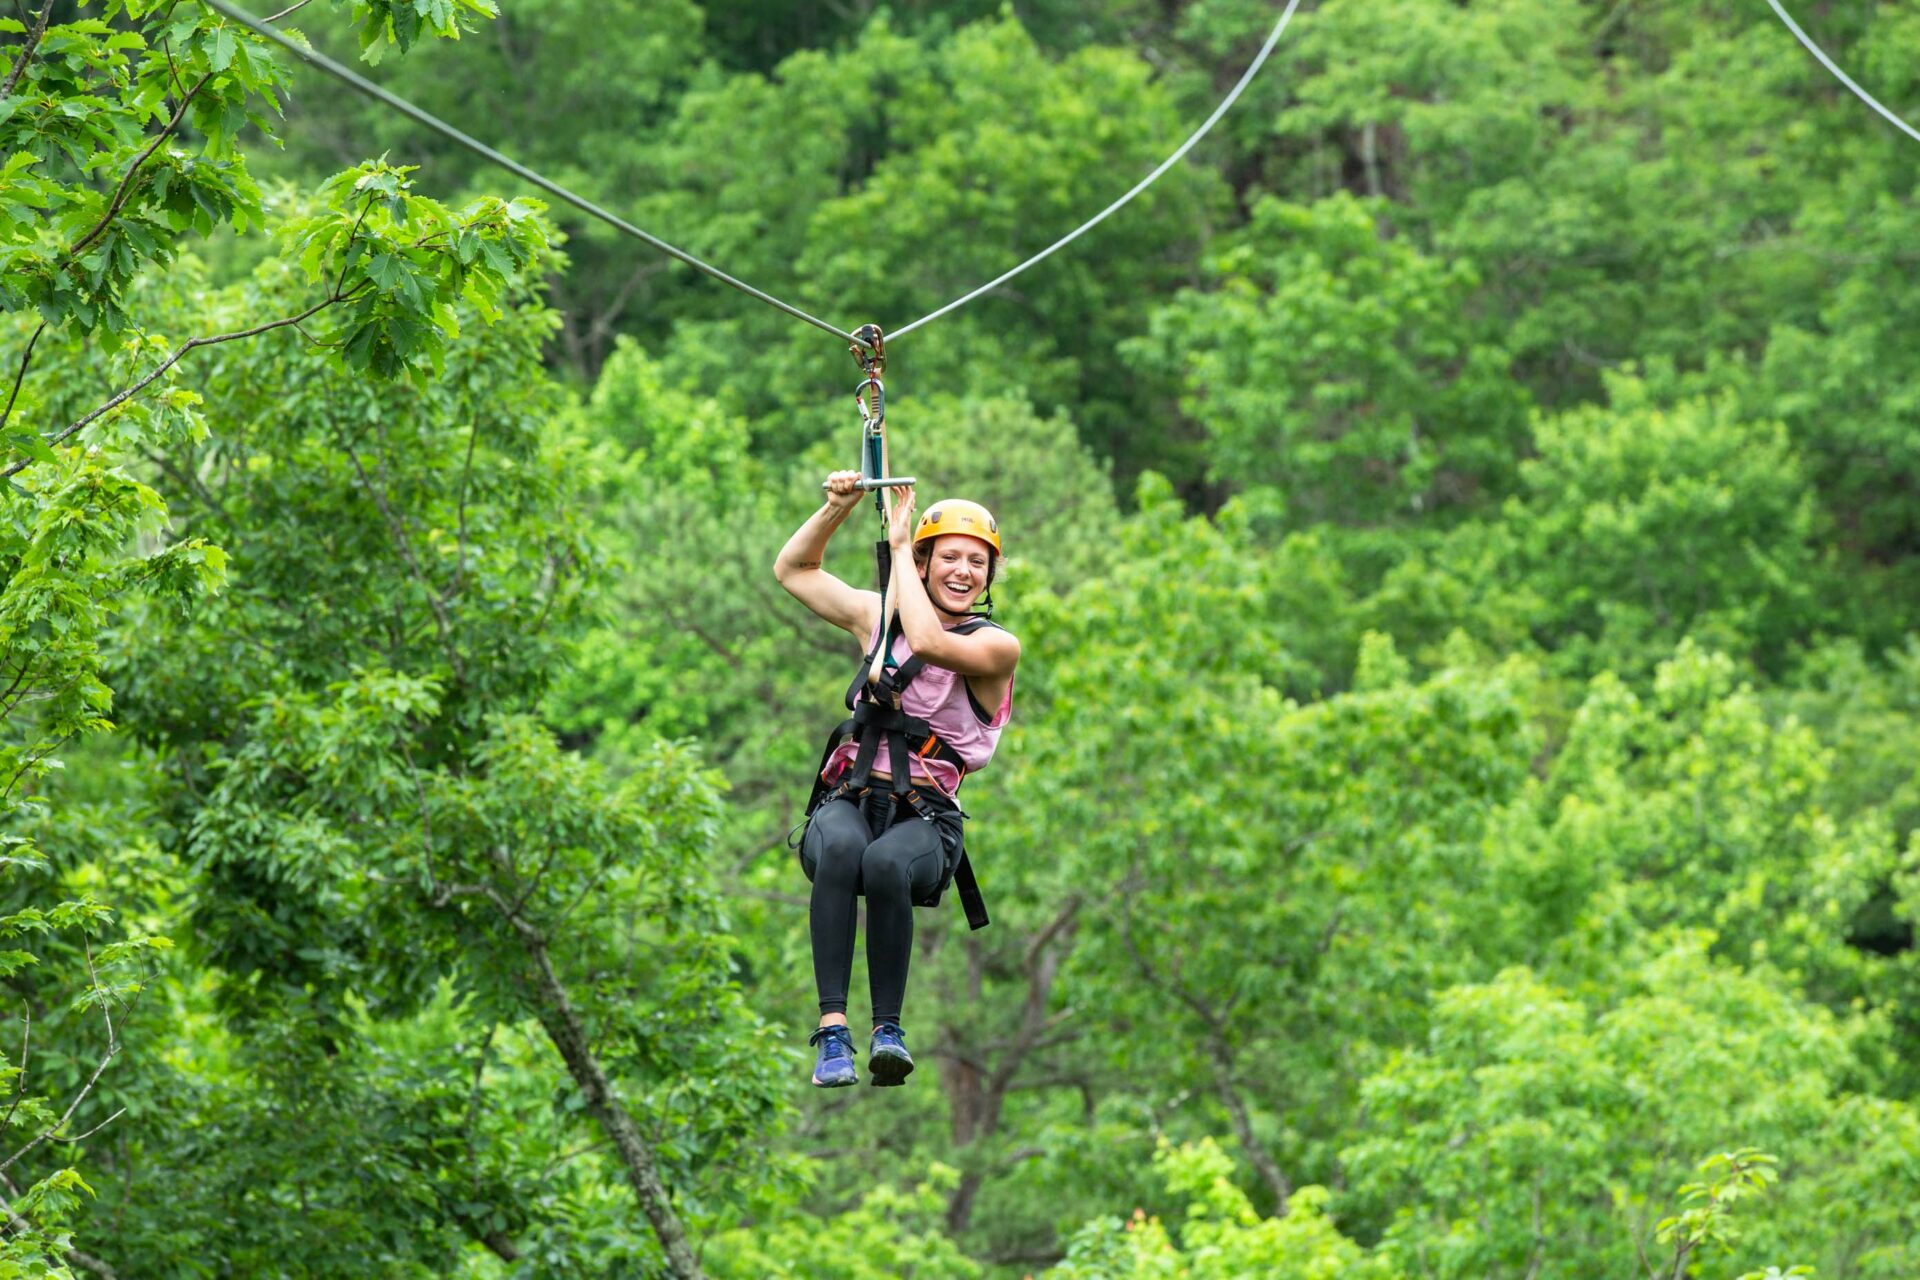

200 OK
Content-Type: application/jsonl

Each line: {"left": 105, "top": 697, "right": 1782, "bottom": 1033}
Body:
{"left": 869, "top": 1022, "right": 913, "bottom": 1087}
{"left": 809, "top": 1025, "right": 856, "bottom": 1088}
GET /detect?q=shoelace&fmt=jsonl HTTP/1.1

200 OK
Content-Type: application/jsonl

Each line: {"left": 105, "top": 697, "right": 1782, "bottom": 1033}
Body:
{"left": 872, "top": 1022, "right": 906, "bottom": 1046}
{"left": 810, "top": 1026, "right": 854, "bottom": 1059}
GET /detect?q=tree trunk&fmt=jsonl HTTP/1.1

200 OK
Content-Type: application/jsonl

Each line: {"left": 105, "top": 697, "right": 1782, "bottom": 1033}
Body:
{"left": 1208, "top": 1044, "right": 1292, "bottom": 1215}
{"left": 940, "top": 902, "right": 1082, "bottom": 1235}
{"left": 517, "top": 920, "right": 706, "bottom": 1279}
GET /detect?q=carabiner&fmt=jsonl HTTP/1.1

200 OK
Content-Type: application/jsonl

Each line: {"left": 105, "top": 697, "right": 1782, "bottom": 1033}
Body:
{"left": 855, "top": 373, "right": 886, "bottom": 434}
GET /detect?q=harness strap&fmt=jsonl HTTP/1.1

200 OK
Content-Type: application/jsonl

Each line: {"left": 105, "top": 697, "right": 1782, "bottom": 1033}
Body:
{"left": 886, "top": 723, "right": 911, "bottom": 793}
{"left": 809, "top": 613, "right": 1004, "bottom": 928}
{"left": 953, "top": 852, "right": 989, "bottom": 930}
{"left": 851, "top": 614, "right": 998, "bottom": 711}
{"left": 898, "top": 788, "right": 990, "bottom": 931}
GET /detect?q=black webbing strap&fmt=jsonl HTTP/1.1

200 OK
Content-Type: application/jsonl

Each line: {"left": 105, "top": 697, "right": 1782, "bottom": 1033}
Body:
{"left": 953, "top": 852, "right": 989, "bottom": 929}
{"left": 850, "top": 613, "right": 998, "bottom": 712}
{"left": 844, "top": 702, "right": 931, "bottom": 787}
{"left": 885, "top": 724, "right": 911, "bottom": 793}
{"left": 900, "top": 788, "right": 991, "bottom": 931}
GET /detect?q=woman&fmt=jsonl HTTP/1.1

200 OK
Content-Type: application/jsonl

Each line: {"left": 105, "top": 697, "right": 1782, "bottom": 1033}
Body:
{"left": 774, "top": 471, "right": 1021, "bottom": 1088}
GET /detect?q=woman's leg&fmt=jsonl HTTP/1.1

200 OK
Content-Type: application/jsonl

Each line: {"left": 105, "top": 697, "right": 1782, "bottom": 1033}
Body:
{"left": 801, "top": 799, "right": 872, "bottom": 1023}
{"left": 860, "top": 813, "right": 948, "bottom": 1026}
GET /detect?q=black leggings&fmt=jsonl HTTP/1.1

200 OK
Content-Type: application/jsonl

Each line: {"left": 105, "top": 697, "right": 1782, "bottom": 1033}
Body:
{"left": 799, "top": 791, "right": 962, "bottom": 1025}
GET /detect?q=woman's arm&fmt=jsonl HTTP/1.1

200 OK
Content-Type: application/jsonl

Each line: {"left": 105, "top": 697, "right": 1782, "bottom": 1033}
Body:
{"left": 775, "top": 471, "right": 882, "bottom": 642}
{"left": 888, "top": 488, "right": 1021, "bottom": 679}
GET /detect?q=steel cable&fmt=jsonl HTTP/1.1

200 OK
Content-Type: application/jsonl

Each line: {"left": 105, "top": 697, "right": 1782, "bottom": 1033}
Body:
{"left": 207, "top": 0, "right": 1301, "bottom": 351}
{"left": 1764, "top": 0, "right": 1920, "bottom": 146}
{"left": 204, "top": 0, "right": 867, "bottom": 347}
{"left": 890, "top": 0, "right": 1303, "bottom": 342}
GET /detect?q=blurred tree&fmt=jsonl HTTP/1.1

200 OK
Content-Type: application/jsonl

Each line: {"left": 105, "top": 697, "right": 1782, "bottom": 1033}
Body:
{"left": 1124, "top": 191, "right": 1531, "bottom": 522}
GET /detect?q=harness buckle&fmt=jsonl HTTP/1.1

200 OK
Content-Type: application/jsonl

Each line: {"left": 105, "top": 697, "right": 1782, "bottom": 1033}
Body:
{"left": 903, "top": 788, "right": 936, "bottom": 822}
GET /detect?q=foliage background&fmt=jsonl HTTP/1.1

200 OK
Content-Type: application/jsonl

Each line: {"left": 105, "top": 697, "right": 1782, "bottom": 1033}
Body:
{"left": 4, "top": 0, "right": 1920, "bottom": 1275}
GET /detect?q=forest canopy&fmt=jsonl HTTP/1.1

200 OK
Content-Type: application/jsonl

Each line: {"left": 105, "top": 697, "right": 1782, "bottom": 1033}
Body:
{"left": 2, "top": 0, "right": 1919, "bottom": 1275}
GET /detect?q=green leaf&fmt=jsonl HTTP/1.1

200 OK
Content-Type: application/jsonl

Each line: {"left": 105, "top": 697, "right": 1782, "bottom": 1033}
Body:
{"left": 208, "top": 24, "right": 237, "bottom": 72}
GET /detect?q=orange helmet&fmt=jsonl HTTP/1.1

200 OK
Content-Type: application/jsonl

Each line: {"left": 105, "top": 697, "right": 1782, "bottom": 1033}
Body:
{"left": 913, "top": 499, "right": 1001, "bottom": 555}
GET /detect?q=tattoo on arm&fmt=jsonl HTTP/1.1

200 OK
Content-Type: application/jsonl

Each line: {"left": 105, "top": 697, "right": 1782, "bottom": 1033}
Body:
{"left": 794, "top": 559, "right": 820, "bottom": 570}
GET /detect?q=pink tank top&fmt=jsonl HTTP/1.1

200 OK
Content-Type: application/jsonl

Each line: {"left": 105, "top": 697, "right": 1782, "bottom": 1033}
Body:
{"left": 821, "top": 619, "right": 1014, "bottom": 798}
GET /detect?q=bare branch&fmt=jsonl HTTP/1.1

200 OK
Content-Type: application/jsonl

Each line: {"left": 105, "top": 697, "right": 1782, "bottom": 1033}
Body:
{"left": 47, "top": 1106, "right": 124, "bottom": 1145}
{"left": 340, "top": 433, "right": 468, "bottom": 685}
{"left": 583, "top": 259, "right": 668, "bottom": 348}
{"left": 0, "top": 1, "right": 53, "bottom": 98}
{"left": 1, "top": 1006, "right": 28, "bottom": 1131}
{"left": 0, "top": 323, "right": 45, "bottom": 436}
{"left": 0, "top": 1036, "right": 118, "bottom": 1176}
{"left": 1022, "top": 894, "right": 1082, "bottom": 974}
{"left": 4, "top": 287, "right": 367, "bottom": 481}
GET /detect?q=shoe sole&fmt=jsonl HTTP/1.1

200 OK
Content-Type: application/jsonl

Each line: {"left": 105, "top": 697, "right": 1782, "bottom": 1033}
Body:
{"left": 812, "top": 1069, "right": 857, "bottom": 1088}
{"left": 869, "top": 1046, "right": 913, "bottom": 1087}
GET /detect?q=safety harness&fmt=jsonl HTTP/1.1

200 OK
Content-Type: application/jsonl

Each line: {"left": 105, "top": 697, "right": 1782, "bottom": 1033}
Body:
{"left": 796, "top": 321, "right": 994, "bottom": 928}
{"left": 804, "top": 606, "right": 998, "bottom": 931}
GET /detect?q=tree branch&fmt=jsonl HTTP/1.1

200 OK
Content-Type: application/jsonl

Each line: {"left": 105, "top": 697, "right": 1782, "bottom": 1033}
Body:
{"left": 0, "top": 323, "right": 45, "bottom": 436}
{"left": 4, "top": 287, "right": 367, "bottom": 481}
{"left": 583, "top": 259, "right": 668, "bottom": 349}
{"left": 0, "top": 1, "right": 53, "bottom": 98}
{"left": 47, "top": 1106, "right": 125, "bottom": 1145}
{"left": 340, "top": 432, "right": 469, "bottom": 686}
{"left": 140, "top": 446, "right": 235, "bottom": 527}
{"left": 478, "top": 845, "right": 705, "bottom": 1279}
{"left": 66, "top": 71, "right": 214, "bottom": 262}
{"left": 0, "top": 945, "right": 125, "bottom": 1177}
{"left": 0, "top": 658, "right": 38, "bottom": 723}
{"left": 1, "top": 1006, "right": 27, "bottom": 1132}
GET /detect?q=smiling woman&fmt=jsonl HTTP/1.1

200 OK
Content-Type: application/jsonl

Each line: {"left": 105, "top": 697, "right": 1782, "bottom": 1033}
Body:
{"left": 773, "top": 474, "right": 1022, "bottom": 1090}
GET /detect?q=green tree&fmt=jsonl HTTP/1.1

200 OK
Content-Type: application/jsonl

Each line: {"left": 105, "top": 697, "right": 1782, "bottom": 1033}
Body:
{"left": 1364, "top": 376, "right": 1827, "bottom": 681}
{"left": 1042, "top": 1140, "right": 1391, "bottom": 1280}
{"left": 1342, "top": 945, "right": 1911, "bottom": 1278}
{"left": 1124, "top": 191, "right": 1530, "bottom": 522}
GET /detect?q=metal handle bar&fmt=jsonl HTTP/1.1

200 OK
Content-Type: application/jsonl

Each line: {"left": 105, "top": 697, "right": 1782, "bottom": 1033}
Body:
{"left": 822, "top": 477, "right": 916, "bottom": 491}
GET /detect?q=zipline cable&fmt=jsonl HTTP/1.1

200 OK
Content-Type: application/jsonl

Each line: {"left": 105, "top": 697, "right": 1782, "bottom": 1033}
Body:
{"left": 202, "top": 0, "right": 868, "bottom": 348}
{"left": 1763, "top": 0, "right": 1920, "bottom": 146}
{"left": 888, "top": 0, "right": 1304, "bottom": 343}
{"left": 206, "top": 0, "right": 1304, "bottom": 352}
